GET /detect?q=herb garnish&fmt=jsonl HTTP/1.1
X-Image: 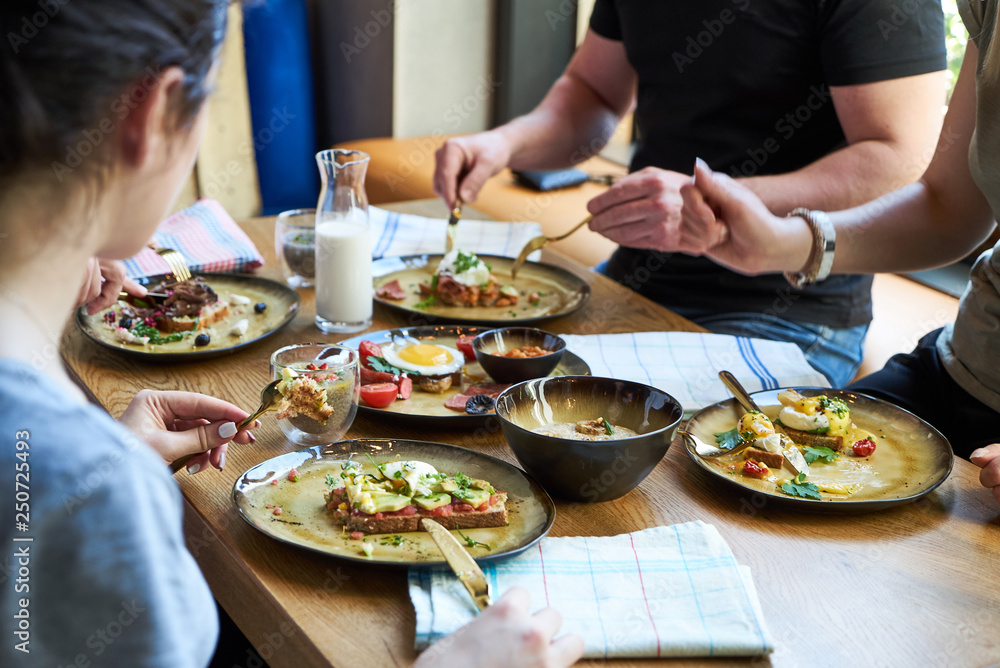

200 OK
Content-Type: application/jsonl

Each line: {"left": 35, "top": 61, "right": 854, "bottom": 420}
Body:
{"left": 430, "top": 273, "right": 440, "bottom": 292}
{"left": 803, "top": 446, "right": 839, "bottom": 464}
{"left": 131, "top": 323, "right": 188, "bottom": 345}
{"left": 380, "top": 535, "right": 405, "bottom": 547}
{"left": 602, "top": 418, "right": 614, "bottom": 436}
{"left": 781, "top": 472, "right": 822, "bottom": 500}
{"left": 456, "top": 529, "right": 492, "bottom": 551}
{"left": 365, "top": 453, "right": 387, "bottom": 477}
{"left": 325, "top": 473, "right": 338, "bottom": 488}
{"left": 368, "top": 356, "right": 421, "bottom": 376}
{"left": 414, "top": 295, "right": 437, "bottom": 310}
{"left": 453, "top": 472, "right": 473, "bottom": 489}
{"left": 714, "top": 427, "right": 750, "bottom": 451}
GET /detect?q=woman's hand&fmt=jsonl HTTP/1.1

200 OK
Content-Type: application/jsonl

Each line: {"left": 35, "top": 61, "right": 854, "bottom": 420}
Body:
{"left": 678, "top": 159, "right": 813, "bottom": 276}
{"left": 971, "top": 444, "right": 1000, "bottom": 504}
{"left": 118, "top": 390, "right": 258, "bottom": 474}
{"left": 415, "top": 587, "right": 585, "bottom": 668}
{"left": 77, "top": 258, "right": 148, "bottom": 315}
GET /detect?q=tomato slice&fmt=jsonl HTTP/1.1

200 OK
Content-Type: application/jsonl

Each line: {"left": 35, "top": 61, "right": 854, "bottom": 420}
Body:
{"left": 852, "top": 438, "right": 876, "bottom": 457}
{"left": 360, "top": 382, "right": 398, "bottom": 408}
{"left": 456, "top": 335, "right": 476, "bottom": 362}
{"left": 358, "top": 340, "right": 383, "bottom": 368}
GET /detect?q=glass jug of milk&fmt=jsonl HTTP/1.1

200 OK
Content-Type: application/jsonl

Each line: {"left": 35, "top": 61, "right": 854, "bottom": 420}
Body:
{"left": 313, "top": 149, "right": 372, "bottom": 334}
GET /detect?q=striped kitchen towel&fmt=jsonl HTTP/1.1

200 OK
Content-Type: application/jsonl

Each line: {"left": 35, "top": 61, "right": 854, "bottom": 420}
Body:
{"left": 561, "top": 331, "right": 829, "bottom": 414}
{"left": 369, "top": 206, "right": 543, "bottom": 259}
{"left": 123, "top": 199, "right": 265, "bottom": 279}
{"left": 409, "top": 521, "right": 774, "bottom": 658}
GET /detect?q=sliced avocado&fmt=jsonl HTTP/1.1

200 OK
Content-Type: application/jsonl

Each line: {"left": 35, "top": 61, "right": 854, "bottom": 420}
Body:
{"left": 369, "top": 492, "right": 413, "bottom": 513}
{"left": 413, "top": 493, "right": 452, "bottom": 510}
{"left": 453, "top": 487, "right": 491, "bottom": 507}
{"left": 439, "top": 478, "right": 460, "bottom": 493}
{"left": 471, "top": 478, "right": 494, "bottom": 492}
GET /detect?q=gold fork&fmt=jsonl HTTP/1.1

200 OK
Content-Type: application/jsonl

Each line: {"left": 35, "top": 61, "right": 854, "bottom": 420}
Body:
{"left": 153, "top": 246, "right": 191, "bottom": 282}
{"left": 510, "top": 214, "right": 592, "bottom": 279}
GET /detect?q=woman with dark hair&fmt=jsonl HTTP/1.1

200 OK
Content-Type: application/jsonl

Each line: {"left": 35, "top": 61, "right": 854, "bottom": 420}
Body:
{"left": 0, "top": 2, "right": 583, "bottom": 666}
{"left": 675, "top": 2, "right": 1000, "bottom": 502}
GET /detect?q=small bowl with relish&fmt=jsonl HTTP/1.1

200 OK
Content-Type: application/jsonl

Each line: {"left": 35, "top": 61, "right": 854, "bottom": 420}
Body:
{"left": 472, "top": 327, "right": 566, "bottom": 383}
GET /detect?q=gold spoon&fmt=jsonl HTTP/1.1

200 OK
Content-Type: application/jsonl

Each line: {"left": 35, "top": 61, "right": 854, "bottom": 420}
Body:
{"left": 510, "top": 214, "right": 592, "bottom": 279}
{"left": 169, "top": 380, "right": 281, "bottom": 474}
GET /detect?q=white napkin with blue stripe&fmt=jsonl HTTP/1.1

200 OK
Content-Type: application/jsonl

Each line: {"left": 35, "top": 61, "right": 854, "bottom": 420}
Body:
{"left": 562, "top": 331, "right": 830, "bottom": 414}
{"left": 369, "top": 206, "right": 543, "bottom": 259}
{"left": 409, "top": 521, "right": 774, "bottom": 658}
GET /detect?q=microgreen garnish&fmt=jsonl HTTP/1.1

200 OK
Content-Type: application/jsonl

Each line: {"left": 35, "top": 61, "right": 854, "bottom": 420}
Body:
{"left": 456, "top": 529, "right": 492, "bottom": 551}
{"left": 414, "top": 295, "right": 437, "bottom": 310}
{"left": 131, "top": 323, "right": 188, "bottom": 345}
{"left": 380, "top": 535, "right": 405, "bottom": 547}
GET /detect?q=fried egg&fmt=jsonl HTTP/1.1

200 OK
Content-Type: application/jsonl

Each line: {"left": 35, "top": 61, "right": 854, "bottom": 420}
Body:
{"left": 381, "top": 342, "right": 465, "bottom": 376}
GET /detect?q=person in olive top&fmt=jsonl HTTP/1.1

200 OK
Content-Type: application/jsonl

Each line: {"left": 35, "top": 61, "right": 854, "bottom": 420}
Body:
{"left": 0, "top": 2, "right": 584, "bottom": 666}
{"left": 676, "top": 0, "right": 1000, "bottom": 502}
{"left": 434, "top": 0, "right": 947, "bottom": 386}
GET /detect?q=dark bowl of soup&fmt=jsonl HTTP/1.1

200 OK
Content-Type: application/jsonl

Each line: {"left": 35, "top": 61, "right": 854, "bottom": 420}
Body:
{"left": 494, "top": 376, "right": 683, "bottom": 502}
{"left": 472, "top": 327, "right": 566, "bottom": 384}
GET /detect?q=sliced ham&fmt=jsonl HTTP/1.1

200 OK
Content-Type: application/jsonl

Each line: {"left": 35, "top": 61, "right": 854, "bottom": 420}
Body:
{"left": 375, "top": 279, "right": 406, "bottom": 301}
{"left": 465, "top": 383, "right": 510, "bottom": 398}
{"left": 445, "top": 394, "right": 473, "bottom": 412}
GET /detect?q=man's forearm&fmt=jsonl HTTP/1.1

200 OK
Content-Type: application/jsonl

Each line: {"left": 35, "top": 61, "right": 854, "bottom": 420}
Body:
{"left": 740, "top": 138, "right": 930, "bottom": 217}
{"left": 495, "top": 73, "right": 624, "bottom": 171}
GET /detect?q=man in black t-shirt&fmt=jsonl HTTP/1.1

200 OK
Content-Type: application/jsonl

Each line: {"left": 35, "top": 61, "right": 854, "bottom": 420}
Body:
{"left": 434, "top": 0, "right": 947, "bottom": 385}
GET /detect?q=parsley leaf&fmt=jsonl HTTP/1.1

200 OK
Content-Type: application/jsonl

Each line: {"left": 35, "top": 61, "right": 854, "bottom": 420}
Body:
{"left": 714, "top": 427, "right": 745, "bottom": 451}
{"left": 368, "top": 356, "right": 421, "bottom": 376}
{"left": 803, "top": 446, "right": 839, "bottom": 464}
{"left": 781, "top": 473, "right": 822, "bottom": 500}
{"left": 454, "top": 472, "right": 473, "bottom": 489}
{"left": 456, "top": 529, "right": 492, "bottom": 551}
{"left": 603, "top": 418, "right": 614, "bottom": 436}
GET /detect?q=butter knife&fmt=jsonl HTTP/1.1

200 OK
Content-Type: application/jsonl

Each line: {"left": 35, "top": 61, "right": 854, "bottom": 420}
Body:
{"left": 445, "top": 198, "right": 463, "bottom": 253}
{"left": 421, "top": 518, "right": 492, "bottom": 611}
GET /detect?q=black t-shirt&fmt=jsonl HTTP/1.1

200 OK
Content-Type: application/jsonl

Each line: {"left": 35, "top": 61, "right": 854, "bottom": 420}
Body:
{"left": 590, "top": 0, "right": 946, "bottom": 328}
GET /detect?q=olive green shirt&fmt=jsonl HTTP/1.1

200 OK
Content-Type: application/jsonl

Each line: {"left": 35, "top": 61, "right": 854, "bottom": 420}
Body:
{"left": 940, "top": 0, "right": 1000, "bottom": 412}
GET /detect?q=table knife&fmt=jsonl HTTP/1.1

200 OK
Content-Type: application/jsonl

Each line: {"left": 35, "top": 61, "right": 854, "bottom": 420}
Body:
{"left": 421, "top": 518, "right": 492, "bottom": 611}
{"left": 445, "top": 198, "right": 462, "bottom": 253}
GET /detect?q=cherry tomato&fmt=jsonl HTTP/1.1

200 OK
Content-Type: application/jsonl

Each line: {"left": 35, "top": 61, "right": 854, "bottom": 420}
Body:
{"left": 456, "top": 335, "right": 476, "bottom": 361}
{"left": 742, "top": 460, "right": 769, "bottom": 479}
{"left": 359, "top": 340, "right": 383, "bottom": 368}
{"left": 852, "top": 438, "right": 876, "bottom": 457}
{"left": 360, "top": 382, "right": 398, "bottom": 408}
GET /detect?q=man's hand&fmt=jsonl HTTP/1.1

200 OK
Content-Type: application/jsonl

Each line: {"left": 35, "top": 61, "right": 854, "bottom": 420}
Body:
{"left": 587, "top": 167, "right": 721, "bottom": 254}
{"left": 415, "top": 587, "right": 585, "bottom": 668}
{"left": 433, "top": 131, "right": 513, "bottom": 207}
{"left": 971, "top": 444, "right": 1000, "bottom": 505}
{"left": 77, "top": 258, "right": 148, "bottom": 315}
{"left": 118, "top": 390, "right": 258, "bottom": 474}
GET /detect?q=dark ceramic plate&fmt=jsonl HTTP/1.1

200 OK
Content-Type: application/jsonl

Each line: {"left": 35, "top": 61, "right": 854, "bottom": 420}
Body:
{"left": 339, "top": 325, "right": 590, "bottom": 428}
{"left": 232, "top": 439, "right": 556, "bottom": 568}
{"left": 495, "top": 376, "right": 684, "bottom": 502}
{"left": 371, "top": 254, "right": 590, "bottom": 326}
{"left": 681, "top": 388, "right": 954, "bottom": 512}
{"left": 76, "top": 273, "right": 300, "bottom": 362}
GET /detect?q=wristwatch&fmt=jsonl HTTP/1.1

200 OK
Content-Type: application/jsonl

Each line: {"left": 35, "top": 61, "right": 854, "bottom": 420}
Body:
{"left": 783, "top": 208, "right": 836, "bottom": 289}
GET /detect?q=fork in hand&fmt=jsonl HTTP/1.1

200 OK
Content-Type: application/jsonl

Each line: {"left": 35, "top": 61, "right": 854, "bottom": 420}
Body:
{"left": 510, "top": 214, "right": 592, "bottom": 279}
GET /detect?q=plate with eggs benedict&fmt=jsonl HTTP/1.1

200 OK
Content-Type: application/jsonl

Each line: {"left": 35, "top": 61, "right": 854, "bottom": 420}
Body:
{"left": 339, "top": 325, "right": 590, "bottom": 427}
{"left": 371, "top": 250, "right": 590, "bottom": 326}
{"left": 681, "top": 388, "right": 953, "bottom": 511}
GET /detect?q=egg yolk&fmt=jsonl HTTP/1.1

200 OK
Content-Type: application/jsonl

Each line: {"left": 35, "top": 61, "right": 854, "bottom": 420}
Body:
{"left": 398, "top": 344, "right": 453, "bottom": 367}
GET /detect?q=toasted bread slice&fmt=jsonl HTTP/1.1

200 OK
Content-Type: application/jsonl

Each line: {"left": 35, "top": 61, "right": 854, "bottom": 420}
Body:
{"left": 779, "top": 426, "right": 844, "bottom": 451}
{"left": 345, "top": 503, "right": 508, "bottom": 534}
{"left": 744, "top": 446, "right": 784, "bottom": 469}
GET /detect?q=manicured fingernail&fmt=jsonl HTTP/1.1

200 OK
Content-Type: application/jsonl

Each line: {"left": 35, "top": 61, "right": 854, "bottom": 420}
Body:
{"left": 187, "top": 463, "right": 201, "bottom": 475}
{"left": 695, "top": 157, "right": 709, "bottom": 172}
{"left": 220, "top": 452, "right": 226, "bottom": 471}
{"left": 971, "top": 448, "right": 987, "bottom": 459}
{"left": 248, "top": 432, "right": 256, "bottom": 443}
{"left": 219, "top": 422, "right": 238, "bottom": 439}
{"left": 254, "top": 420, "right": 261, "bottom": 428}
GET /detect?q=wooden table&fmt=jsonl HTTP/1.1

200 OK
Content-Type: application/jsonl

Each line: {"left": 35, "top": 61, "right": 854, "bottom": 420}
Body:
{"left": 61, "top": 202, "right": 1000, "bottom": 667}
